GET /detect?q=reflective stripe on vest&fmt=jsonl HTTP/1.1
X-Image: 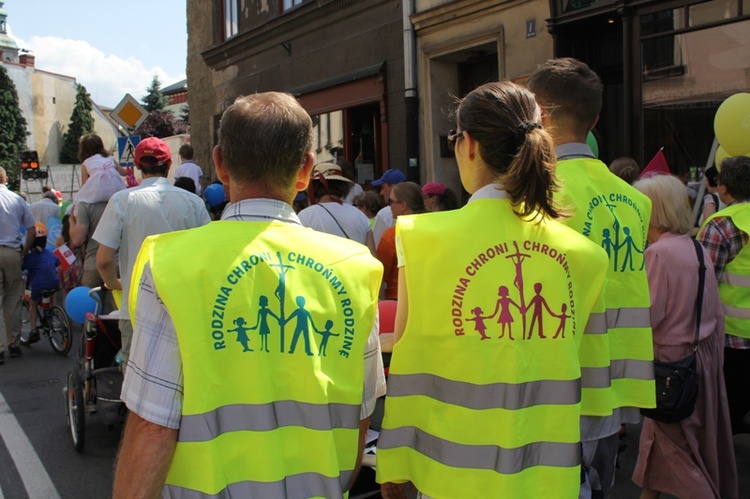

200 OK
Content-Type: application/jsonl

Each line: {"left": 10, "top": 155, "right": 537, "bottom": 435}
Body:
{"left": 556, "top": 158, "right": 655, "bottom": 411}
{"left": 721, "top": 271, "right": 750, "bottom": 288}
{"left": 378, "top": 426, "right": 580, "bottom": 474}
{"left": 581, "top": 359, "right": 654, "bottom": 389}
{"left": 135, "top": 221, "right": 381, "bottom": 496}
{"left": 606, "top": 307, "right": 650, "bottom": 329}
{"left": 585, "top": 307, "right": 651, "bottom": 333}
{"left": 703, "top": 203, "right": 750, "bottom": 339}
{"left": 178, "top": 401, "right": 361, "bottom": 443}
{"left": 163, "top": 470, "right": 354, "bottom": 499}
{"left": 584, "top": 312, "right": 607, "bottom": 334}
{"left": 722, "top": 303, "right": 750, "bottom": 320}
{"left": 387, "top": 373, "right": 581, "bottom": 410}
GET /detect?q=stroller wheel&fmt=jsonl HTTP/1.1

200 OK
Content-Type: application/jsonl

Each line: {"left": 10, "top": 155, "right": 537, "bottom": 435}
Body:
{"left": 66, "top": 371, "right": 85, "bottom": 452}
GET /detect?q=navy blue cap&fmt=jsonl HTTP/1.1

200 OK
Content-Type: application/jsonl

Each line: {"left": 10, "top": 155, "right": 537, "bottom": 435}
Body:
{"left": 371, "top": 169, "right": 406, "bottom": 186}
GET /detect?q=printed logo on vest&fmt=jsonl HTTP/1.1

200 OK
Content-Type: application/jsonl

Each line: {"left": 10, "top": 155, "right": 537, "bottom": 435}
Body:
{"left": 210, "top": 251, "right": 357, "bottom": 359}
{"left": 582, "top": 193, "right": 646, "bottom": 272}
{"left": 452, "top": 240, "right": 576, "bottom": 341}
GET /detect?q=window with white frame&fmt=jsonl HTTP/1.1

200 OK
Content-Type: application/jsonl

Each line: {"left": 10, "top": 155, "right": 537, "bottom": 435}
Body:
{"left": 283, "top": 0, "right": 306, "bottom": 11}
{"left": 224, "top": 0, "right": 238, "bottom": 39}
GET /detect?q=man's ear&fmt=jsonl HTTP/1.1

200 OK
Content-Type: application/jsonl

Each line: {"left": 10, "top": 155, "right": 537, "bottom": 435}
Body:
{"left": 213, "top": 145, "right": 230, "bottom": 185}
{"left": 590, "top": 115, "right": 600, "bottom": 131}
{"left": 295, "top": 152, "right": 315, "bottom": 191}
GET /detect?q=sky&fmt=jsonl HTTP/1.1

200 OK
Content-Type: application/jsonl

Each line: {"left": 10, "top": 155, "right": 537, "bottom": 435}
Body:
{"left": 5, "top": 0, "right": 187, "bottom": 108}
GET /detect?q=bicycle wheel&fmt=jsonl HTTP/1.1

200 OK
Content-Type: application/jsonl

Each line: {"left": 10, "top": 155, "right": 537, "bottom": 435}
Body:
{"left": 48, "top": 306, "right": 73, "bottom": 356}
{"left": 66, "top": 371, "right": 85, "bottom": 452}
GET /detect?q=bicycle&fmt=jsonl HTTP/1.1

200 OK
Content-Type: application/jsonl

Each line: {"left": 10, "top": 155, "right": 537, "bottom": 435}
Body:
{"left": 20, "top": 288, "right": 73, "bottom": 356}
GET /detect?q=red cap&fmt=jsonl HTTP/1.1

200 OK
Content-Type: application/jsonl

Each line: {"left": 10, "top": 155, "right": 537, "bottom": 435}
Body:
{"left": 422, "top": 181, "right": 447, "bottom": 196}
{"left": 135, "top": 137, "right": 171, "bottom": 167}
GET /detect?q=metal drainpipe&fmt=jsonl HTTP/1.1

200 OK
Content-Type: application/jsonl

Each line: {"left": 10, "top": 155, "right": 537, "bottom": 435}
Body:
{"left": 403, "top": 0, "right": 420, "bottom": 182}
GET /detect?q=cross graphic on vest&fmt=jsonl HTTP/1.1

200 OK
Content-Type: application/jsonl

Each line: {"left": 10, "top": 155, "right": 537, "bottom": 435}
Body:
{"left": 599, "top": 200, "right": 646, "bottom": 273}
{"left": 270, "top": 251, "right": 294, "bottom": 352}
{"left": 506, "top": 241, "right": 531, "bottom": 338}
{"left": 465, "top": 240, "right": 571, "bottom": 342}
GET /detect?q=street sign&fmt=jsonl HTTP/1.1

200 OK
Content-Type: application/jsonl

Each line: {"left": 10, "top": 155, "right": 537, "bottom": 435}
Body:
{"left": 111, "top": 94, "right": 148, "bottom": 131}
{"left": 118, "top": 135, "right": 141, "bottom": 166}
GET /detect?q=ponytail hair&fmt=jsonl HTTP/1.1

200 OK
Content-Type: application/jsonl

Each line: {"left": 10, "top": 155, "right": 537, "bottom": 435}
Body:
{"left": 456, "top": 81, "right": 560, "bottom": 220}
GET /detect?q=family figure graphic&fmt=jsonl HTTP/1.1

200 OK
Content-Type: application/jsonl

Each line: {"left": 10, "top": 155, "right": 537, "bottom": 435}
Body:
{"left": 465, "top": 242, "right": 571, "bottom": 341}
{"left": 226, "top": 252, "right": 340, "bottom": 356}
{"left": 600, "top": 201, "right": 645, "bottom": 272}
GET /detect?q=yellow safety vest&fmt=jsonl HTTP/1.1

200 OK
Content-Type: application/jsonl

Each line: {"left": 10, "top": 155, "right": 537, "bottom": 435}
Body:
{"left": 556, "top": 158, "right": 656, "bottom": 411}
{"left": 702, "top": 203, "right": 750, "bottom": 339}
{"left": 131, "top": 220, "right": 382, "bottom": 498}
{"left": 376, "top": 199, "right": 608, "bottom": 498}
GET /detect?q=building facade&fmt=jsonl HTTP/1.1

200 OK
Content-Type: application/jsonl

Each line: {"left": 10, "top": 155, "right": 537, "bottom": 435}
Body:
{"left": 187, "top": 0, "right": 407, "bottom": 184}
{"left": 1, "top": 3, "right": 117, "bottom": 167}
{"left": 3, "top": 55, "right": 118, "bottom": 165}
{"left": 547, "top": 0, "right": 750, "bottom": 171}
{"left": 188, "top": 0, "right": 750, "bottom": 190}
{"left": 163, "top": 78, "right": 189, "bottom": 120}
{"left": 412, "top": 0, "right": 554, "bottom": 194}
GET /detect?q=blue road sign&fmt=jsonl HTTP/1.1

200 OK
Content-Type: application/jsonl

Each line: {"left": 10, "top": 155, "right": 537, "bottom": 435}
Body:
{"left": 118, "top": 136, "right": 141, "bottom": 165}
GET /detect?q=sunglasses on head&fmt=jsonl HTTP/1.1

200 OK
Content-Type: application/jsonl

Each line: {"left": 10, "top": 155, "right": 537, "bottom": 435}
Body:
{"left": 447, "top": 129, "right": 463, "bottom": 152}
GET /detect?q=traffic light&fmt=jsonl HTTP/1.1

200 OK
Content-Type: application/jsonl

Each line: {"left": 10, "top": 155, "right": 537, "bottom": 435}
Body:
{"left": 20, "top": 150, "right": 47, "bottom": 180}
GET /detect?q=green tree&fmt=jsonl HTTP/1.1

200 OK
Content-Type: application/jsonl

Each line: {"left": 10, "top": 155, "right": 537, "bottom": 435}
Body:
{"left": 0, "top": 64, "right": 28, "bottom": 190}
{"left": 142, "top": 76, "right": 169, "bottom": 113}
{"left": 60, "top": 84, "right": 95, "bottom": 164}
{"left": 179, "top": 102, "right": 189, "bottom": 125}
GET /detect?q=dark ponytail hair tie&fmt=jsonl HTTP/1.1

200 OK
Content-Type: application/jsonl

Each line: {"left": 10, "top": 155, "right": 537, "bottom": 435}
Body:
{"left": 518, "top": 121, "right": 542, "bottom": 134}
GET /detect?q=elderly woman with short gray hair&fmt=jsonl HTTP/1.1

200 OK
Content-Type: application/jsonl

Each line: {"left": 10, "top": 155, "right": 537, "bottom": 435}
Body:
{"left": 632, "top": 174, "right": 737, "bottom": 499}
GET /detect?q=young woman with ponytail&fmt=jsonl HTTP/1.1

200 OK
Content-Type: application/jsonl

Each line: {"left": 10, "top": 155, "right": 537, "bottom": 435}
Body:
{"left": 376, "top": 81, "right": 610, "bottom": 498}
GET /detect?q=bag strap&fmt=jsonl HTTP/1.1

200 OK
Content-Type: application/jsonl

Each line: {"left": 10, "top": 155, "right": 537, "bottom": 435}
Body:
{"left": 316, "top": 203, "right": 351, "bottom": 240}
{"left": 691, "top": 239, "right": 706, "bottom": 351}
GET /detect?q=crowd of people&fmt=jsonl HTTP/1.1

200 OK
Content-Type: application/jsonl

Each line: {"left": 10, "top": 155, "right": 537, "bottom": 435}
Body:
{"left": 0, "top": 56, "right": 747, "bottom": 499}
{"left": 0, "top": 136, "right": 213, "bottom": 360}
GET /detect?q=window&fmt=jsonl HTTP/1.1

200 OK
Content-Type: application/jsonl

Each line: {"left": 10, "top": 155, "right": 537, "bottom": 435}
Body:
{"left": 223, "top": 0, "right": 238, "bottom": 40}
{"left": 283, "top": 0, "right": 306, "bottom": 11}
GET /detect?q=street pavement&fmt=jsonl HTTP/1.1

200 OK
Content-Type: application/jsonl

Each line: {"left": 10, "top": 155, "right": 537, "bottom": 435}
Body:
{"left": 0, "top": 322, "right": 120, "bottom": 498}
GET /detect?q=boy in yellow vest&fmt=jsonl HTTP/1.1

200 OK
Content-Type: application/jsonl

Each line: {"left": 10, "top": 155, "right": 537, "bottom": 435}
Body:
{"left": 113, "top": 92, "right": 385, "bottom": 498}
{"left": 528, "top": 58, "right": 655, "bottom": 498}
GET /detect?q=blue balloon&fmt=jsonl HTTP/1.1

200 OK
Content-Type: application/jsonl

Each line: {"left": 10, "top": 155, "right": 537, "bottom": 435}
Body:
{"left": 204, "top": 183, "right": 226, "bottom": 207}
{"left": 65, "top": 286, "right": 99, "bottom": 324}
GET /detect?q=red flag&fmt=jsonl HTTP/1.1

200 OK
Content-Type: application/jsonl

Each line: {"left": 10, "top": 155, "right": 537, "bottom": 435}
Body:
{"left": 639, "top": 148, "right": 671, "bottom": 178}
{"left": 53, "top": 244, "right": 77, "bottom": 271}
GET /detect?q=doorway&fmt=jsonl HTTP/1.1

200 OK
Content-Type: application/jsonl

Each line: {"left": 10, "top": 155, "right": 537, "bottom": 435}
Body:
{"left": 554, "top": 12, "right": 625, "bottom": 163}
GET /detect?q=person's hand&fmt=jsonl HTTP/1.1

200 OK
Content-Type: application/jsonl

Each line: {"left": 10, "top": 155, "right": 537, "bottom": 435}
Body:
{"left": 380, "top": 482, "right": 409, "bottom": 499}
{"left": 104, "top": 278, "right": 123, "bottom": 291}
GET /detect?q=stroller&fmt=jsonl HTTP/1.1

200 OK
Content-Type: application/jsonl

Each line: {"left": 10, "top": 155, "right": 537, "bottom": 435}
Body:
{"left": 65, "top": 287, "right": 127, "bottom": 451}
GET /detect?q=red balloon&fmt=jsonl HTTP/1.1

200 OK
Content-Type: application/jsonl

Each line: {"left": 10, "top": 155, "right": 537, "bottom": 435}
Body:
{"left": 378, "top": 300, "right": 397, "bottom": 334}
